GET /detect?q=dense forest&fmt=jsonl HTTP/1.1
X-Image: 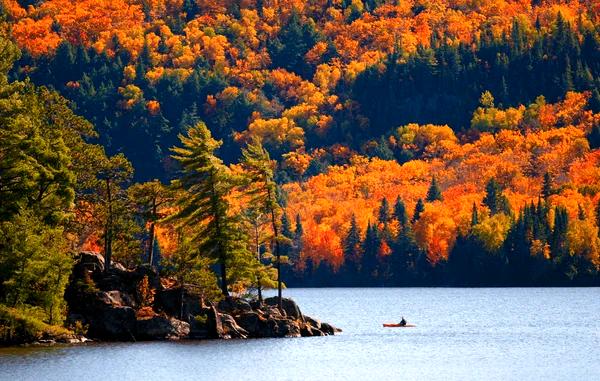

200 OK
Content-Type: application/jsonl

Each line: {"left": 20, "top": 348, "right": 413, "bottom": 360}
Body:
{"left": 1, "top": 0, "right": 600, "bottom": 335}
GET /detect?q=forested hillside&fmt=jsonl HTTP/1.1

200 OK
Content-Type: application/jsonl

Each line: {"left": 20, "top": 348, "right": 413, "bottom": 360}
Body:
{"left": 1, "top": 0, "right": 600, "bottom": 336}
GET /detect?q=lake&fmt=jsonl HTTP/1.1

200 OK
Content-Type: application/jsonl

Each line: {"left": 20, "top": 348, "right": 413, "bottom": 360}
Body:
{"left": 1, "top": 288, "right": 599, "bottom": 381}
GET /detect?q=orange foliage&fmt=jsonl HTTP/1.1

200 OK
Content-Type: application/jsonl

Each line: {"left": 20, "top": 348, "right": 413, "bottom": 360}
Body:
{"left": 286, "top": 94, "right": 599, "bottom": 265}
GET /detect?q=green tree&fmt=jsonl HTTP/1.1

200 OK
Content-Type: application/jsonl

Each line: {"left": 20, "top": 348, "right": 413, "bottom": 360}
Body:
{"left": 426, "top": 176, "right": 443, "bottom": 202}
{"left": 393, "top": 196, "right": 408, "bottom": 227}
{"left": 268, "top": 9, "right": 320, "bottom": 77}
{"left": 96, "top": 153, "right": 134, "bottom": 272}
{"left": 169, "top": 122, "right": 253, "bottom": 296}
{"left": 129, "top": 180, "right": 174, "bottom": 266}
{"left": 542, "top": 172, "right": 553, "bottom": 199}
{"left": 483, "top": 178, "right": 511, "bottom": 215}
{"left": 412, "top": 198, "right": 425, "bottom": 223}
{"left": 239, "top": 138, "right": 286, "bottom": 308}
{"left": 343, "top": 214, "right": 362, "bottom": 281}
{"left": 378, "top": 198, "right": 390, "bottom": 225}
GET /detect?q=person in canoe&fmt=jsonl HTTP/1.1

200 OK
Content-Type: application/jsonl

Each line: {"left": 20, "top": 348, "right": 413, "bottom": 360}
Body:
{"left": 399, "top": 317, "right": 407, "bottom": 326}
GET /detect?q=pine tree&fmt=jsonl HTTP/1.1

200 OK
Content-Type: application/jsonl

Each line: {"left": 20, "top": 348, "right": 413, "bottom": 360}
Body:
{"left": 240, "top": 138, "right": 286, "bottom": 308}
{"left": 412, "top": 198, "right": 425, "bottom": 223}
{"left": 343, "top": 214, "right": 362, "bottom": 281}
{"left": 169, "top": 122, "right": 253, "bottom": 296}
{"left": 426, "top": 176, "right": 443, "bottom": 202}
{"left": 393, "top": 196, "right": 408, "bottom": 227}
{"left": 96, "top": 153, "right": 134, "bottom": 272}
{"left": 550, "top": 206, "right": 569, "bottom": 262}
{"left": 378, "top": 198, "right": 390, "bottom": 225}
{"left": 483, "top": 178, "right": 511, "bottom": 215}
{"left": 268, "top": 9, "right": 319, "bottom": 77}
{"left": 361, "top": 222, "right": 380, "bottom": 284}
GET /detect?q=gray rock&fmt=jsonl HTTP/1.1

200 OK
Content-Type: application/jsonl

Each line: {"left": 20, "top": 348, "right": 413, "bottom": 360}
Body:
{"left": 154, "top": 287, "right": 204, "bottom": 321}
{"left": 218, "top": 297, "right": 252, "bottom": 314}
{"left": 88, "top": 306, "right": 136, "bottom": 341}
{"left": 264, "top": 297, "right": 303, "bottom": 320}
{"left": 77, "top": 252, "right": 105, "bottom": 272}
{"left": 319, "top": 321, "right": 341, "bottom": 335}
{"left": 304, "top": 315, "right": 321, "bottom": 330}
{"left": 136, "top": 316, "right": 190, "bottom": 340}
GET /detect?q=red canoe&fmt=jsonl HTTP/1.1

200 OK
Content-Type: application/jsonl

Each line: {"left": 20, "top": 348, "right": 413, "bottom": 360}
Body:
{"left": 383, "top": 323, "right": 416, "bottom": 328}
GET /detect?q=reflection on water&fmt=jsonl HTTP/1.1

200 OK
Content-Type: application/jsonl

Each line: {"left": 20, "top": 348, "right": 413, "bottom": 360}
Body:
{"left": 1, "top": 288, "right": 599, "bottom": 381}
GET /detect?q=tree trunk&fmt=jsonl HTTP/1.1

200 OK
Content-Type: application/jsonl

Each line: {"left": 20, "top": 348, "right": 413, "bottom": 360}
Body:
{"left": 148, "top": 198, "right": 157, "bottom": 266}
{"left": 255, "top": 220, "right": 262, "bottom": 303}
{"left": 104, "top": 178, "right": 113, "bottom": 273}
{"left": 267, "top": 189, "right": 282, "bottom": 311}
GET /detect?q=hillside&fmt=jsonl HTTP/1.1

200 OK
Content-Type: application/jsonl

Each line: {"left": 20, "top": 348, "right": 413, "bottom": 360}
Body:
{"left": 1, "top": 0, "right": 600, "bottom": 339}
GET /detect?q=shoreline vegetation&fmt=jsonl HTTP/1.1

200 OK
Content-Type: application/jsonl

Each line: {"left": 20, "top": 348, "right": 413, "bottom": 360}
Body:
{"left": 2, "top": 2, "right": 600, "bottom": 348}
{"left": 1, "top": 252, "right": 340, "bottom": 346}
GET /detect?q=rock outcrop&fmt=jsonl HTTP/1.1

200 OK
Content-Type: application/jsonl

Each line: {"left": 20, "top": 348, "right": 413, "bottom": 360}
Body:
{"left": 65, "top": 252, "right": 341, "bottom": 342}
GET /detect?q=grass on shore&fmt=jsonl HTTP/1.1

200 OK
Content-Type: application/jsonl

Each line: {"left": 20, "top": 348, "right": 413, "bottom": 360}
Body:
{"left": 0, "top": 304, "right": 73, "bottom": 345}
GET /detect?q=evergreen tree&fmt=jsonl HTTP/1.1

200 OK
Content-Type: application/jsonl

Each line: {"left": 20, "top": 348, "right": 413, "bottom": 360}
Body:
{"left": 393, "top": 196, "right": 408, "bottom": 227}
{"left": 343, "top": 214, "right": 362, "bottom": 282}
{"left": 169, "top": 122, "right": 254, "bottom": 296}
{"left": 426, "top": 176, "right": 443, "bottom": 202}
{"left": 240, "top": 138, "right": 286, "bottom": 308}
{"left": 378, "top": 197, "right": 390, "bottom": 226}
{"left": 588, "top": 123, "right": 600, "bottom": 149}
{"left": 360, "top": 222, "right": 380, "bottom": 284}
{"left": 412, "top": 198, "right": 425, "bottom": 223}
{"left": 391, "top": 223, "right": 420, "bottom": 285}
{"left": 96, "top": 154, "right": 134, "bottom": 272}
{"left": 268, "top": 9, "right": 320, "bottom": 78}
{"left": 293, "top": 214, "right": 304, "bottom": 262}
{"left": 483, "top": 178, "right": 511, "bottom": 215}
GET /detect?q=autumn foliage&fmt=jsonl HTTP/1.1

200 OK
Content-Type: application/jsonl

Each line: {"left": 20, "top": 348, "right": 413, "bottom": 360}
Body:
{"left": 285, "top": 93, "right": 600, "bottom": 266}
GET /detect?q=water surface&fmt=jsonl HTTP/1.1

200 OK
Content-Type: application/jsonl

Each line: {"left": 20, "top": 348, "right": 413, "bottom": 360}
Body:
{"left": 1, "top": 288, "right": 599, "bottom": 380}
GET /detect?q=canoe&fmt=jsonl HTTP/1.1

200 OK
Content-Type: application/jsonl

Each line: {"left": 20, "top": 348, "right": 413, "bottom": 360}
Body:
{"left": 383, "top": 323, "right": 416, "bottom": 328}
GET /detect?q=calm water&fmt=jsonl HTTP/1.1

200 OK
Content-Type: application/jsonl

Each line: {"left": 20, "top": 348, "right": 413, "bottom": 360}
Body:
{"left": 1, "top": 288, "right": 599, "bottom": 381}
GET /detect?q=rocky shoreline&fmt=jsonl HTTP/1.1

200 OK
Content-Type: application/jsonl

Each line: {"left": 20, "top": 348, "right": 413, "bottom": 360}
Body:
{"left": 30, "top": 252, "right": 338, "bottom": 345}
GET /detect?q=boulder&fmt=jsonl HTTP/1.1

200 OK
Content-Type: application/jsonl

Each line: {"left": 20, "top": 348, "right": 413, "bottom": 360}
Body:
{"left": 77, "top": 252, "right": 105, "bottom": 272}
{"left": 269, "top": 318, "right": 301, "bottom": 338}
{"left": 304, "top": 315, "right": 322, "bottom": 330}
{"left": 87, "top": 306, "right": 136, "bottom": 341}
{"left": 154, "top": 287, "right": 204, "bottom": 322}
{"left": 300, "top": 323, "right": 325, "bottom": 337}
{"left": 319, "top": 322, "right": 341, "bottom": 335}
{"left": 218, "top": 297, "right": 252, "bottom": 314}
{"left": 220, "top": 313, "right": 249, "bottom": 339}
{"left": 96, "top": 268, "right": 131, "bottom": 294}
{"left": 234, "top": 311, "right": 264, "bottom": 337}
{"left": 136, "top": 316, "right": 190, "bottom": 340}
{"left": 264, "top": 297, "right": 303, "bottom": 320}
